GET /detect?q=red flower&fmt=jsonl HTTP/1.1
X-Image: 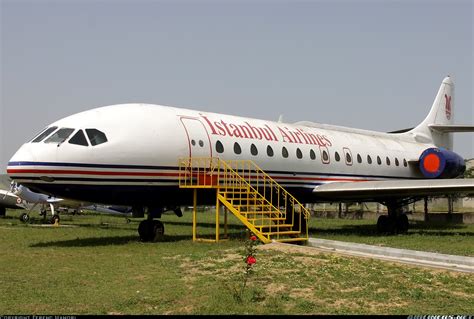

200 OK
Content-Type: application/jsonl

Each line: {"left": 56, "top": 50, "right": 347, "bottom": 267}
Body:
{"left": 250, "top": 235, "right": 257, "bottom": 241}
{"left": 246, "top": 256, "right": 256, "bottom": 266}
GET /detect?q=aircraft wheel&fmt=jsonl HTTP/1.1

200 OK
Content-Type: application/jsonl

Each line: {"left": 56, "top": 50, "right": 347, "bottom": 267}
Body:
{"left": 0, "top": 207, "right": 6, "bottom": 217}
{"left": 50, "top": 215, "right": 60, "bottom": 224}
{"left": 396, "top": 214, "right": 409, "bottom": 233}
{"left": 376, "top": 215, "right": 389, "bottom": 233}
{"left": 152, "top": 220, "right": 165, "bottom": 242}
{"left": 138, "top": 220, "right": 165, "bottom": 242}
{"left": 19, "top": 213, "right": 30, "bottom": 223}
{"left": 138, "top": 220, "right": 153, "bottom": 242}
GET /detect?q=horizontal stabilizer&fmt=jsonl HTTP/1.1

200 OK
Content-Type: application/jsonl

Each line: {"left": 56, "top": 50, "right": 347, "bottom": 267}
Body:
{"left": 428, "top": 124, "right": 474, "bottom": 132}
{"left": 312, "top": 179, "right": 474, "bottom": 201}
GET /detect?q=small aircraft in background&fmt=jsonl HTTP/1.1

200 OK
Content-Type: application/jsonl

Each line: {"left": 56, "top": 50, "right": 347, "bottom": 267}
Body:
{"left": 7, "top": 181, "right": 85, "bottom": 223}
{"left": 4, "top": 180, "right": 131, "bottom": 223}
{"left": 0, "top": 188, "right": 23, "bottom": 216}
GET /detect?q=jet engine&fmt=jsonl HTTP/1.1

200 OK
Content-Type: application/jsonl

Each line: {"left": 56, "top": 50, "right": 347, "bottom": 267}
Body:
{"left": 418, "top": 148, "right": 465, "bottom": 179}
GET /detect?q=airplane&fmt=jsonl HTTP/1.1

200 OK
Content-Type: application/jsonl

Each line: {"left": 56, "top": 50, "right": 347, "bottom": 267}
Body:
{"left": 6, "top": 76, "right": 474, "bottom": 241}
{"left": 4, "top": 180, "right": 132, "bottom": 223}
{"left": 0, "top": 175, "right": 24, "bottom": 216}
{"left": 0, "top": 188, "right": 23, "bottom": 217}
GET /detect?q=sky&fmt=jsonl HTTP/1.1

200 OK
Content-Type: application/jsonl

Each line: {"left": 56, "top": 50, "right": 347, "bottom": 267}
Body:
{"left": 1, "top": 0, "right": 472, "bottom": 172}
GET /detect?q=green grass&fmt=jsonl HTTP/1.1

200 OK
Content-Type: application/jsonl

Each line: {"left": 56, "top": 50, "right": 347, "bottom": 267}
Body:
{"left": 309, "top": 217, "right": 474, "bottom": 257}
{"left": 0, "top": 209, "right": 473, "bottom": 314}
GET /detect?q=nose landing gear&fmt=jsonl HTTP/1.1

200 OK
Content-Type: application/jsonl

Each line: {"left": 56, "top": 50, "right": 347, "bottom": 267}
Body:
{"left": 138, "top": 219, "right": 164, "bottom": 242}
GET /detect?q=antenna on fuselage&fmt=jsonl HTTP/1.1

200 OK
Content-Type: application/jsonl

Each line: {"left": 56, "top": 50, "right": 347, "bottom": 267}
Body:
{"left": 278, "top": 114, "right": 284, "bottom": 123}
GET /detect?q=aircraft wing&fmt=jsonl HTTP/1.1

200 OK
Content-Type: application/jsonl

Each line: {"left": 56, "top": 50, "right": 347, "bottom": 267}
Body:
{"left": 46, "top": 198, "right": 64, "bottom": 204}
{"left": 312, "top": 179, "right": 474, "bottom": 201}
{"left": 0, "top": 190, "right": 24, "bottom": 209}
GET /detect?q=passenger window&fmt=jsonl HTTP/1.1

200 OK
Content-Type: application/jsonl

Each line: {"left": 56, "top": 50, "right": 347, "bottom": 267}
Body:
{"left": 322, "top": 150, "right": 329, "bottom": 163}
{"left": 403, "top": 159, "right": 408, "bottom": 167}
{"left": 282, "top": 147, "right": 289, "bottom": 158}
{"left": 357, "top": 154, "right": 362, "bottom": 164}
{"left": 68, "top": 130, "right": 89, "bottom": 146}
{"left": 198, "top": 140, "right": 204, "bottom": 147}
{"left": 346, "top": 153, "right": 352, "bottom": 164}
{"left": 335, "top": 152, "right": 341, "bottom": 162}
{"left": 267, "top": 145, "right": 274, "bottom": 157}
{"left": 377, "top": 156, "right": 382, "bottom": 165}
{"left": 250, "top": 144, "right": 258, "bottom": 156}
{"left": 32, "top": 126, "right": 58, "bottom": 143}
{"left": 191, "top": 140, "right": 196, "bottom": 146}
{"left": 310, "top": 149, "right": 316, "bottom": 160}
{"left": 216, "top": 141, "right": 224, "bottom": 153}
{"left": 367, "top": 155, "right": 372, "bottom": 164}
{"left": 86, "top": 129, "right": 108, "bottom": 146}
{"left": 386, "top": 157, "right": 391, "bottom": 166}
{"left": 395, "top": 158, "right": 400, "bottom": 166}
{"left": 296, "top": 148, "right": 303, "bottom": 159}
{"left": 44, "top": 128, "right": 75, "bottom": 144}
{"left": 234, "top": 142, "right": 242, "bottom": 154}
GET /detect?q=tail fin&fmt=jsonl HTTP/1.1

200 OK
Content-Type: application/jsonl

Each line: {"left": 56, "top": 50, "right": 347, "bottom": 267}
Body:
{"left": 409, "top": 76, "right": 454, "bottom": 150}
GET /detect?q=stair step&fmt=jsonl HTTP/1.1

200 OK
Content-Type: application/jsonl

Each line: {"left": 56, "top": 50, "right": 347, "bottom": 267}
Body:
{"left": 247, "top": 217, "right": 286, "bottom": 222}
{"left": 231, "top": 203, "right": 275, "bottom": 211}
{"left": 240, "top": 211, "right": 282, "bottom": 216}
{"left": 226, "top": 198, "right": 266, "bottom": 203}
{"left": 254, "top": 224, "right": 294, "bottom": 230}
{"left": 261, "top": 230, "right": 301, "bottom": 236}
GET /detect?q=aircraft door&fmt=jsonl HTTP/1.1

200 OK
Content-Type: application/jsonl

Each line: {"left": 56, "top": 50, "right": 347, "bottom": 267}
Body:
{"left": 180, "top": 117, "right": 212, "bottom": 159}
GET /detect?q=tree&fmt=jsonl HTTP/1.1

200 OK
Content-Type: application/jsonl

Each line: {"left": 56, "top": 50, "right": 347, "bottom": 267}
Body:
{"left": 464, "top": 159, "right": 474, "bottom": 179}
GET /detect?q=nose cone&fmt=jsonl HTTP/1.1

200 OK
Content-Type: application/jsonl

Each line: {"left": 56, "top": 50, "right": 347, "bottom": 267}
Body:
{"left": 7, "top": 143, "right": 36, "bottom": 177}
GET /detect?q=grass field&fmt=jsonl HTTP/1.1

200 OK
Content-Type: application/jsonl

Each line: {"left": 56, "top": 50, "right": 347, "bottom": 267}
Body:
{"left": 0, "top": 208, "right": 473, "bottom": 315}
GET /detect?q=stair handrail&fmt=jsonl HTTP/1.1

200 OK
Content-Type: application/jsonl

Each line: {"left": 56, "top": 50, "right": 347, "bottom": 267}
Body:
{"left": 179, "top": 157, "right": 310, "bottom": 222}
{"left": 223, "top": 159, "right": 310, "bottom": 221}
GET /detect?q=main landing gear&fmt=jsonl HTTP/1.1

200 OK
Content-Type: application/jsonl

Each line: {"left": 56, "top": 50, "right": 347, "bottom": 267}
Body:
{"left": 138, "top": 220, "right": 165, "bottom": 242}
{"left": 376, "top": 201, "right": 410, "bottom": 234}
{"left": 376, "top": 214, "right": 409, "bottom": 233}
{"left": 136, "top": 206, "right": 183, "bottom": 242}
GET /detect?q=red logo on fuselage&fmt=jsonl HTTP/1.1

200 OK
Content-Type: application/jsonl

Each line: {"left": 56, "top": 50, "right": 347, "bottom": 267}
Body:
{"left": 445, "top": 94, "right": 452, "bottom": 120}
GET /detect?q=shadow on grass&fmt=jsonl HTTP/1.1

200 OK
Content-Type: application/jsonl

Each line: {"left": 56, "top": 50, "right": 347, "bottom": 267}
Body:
{"left": 309, "top": 220, "right": 473, "bottom": 237}
{"left": 29, "top": 231, "right": 248, "bottom": 248}
{"left": 164, "top": 220, "right": 247, "bottom": 230}
{"left": 29, "top": 233, "right": 197, "bottom": 247}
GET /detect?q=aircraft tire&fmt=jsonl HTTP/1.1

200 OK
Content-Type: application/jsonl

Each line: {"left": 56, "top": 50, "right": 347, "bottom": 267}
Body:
{"left": 138, "top": 220, "right": 152, "bottom": 242}
{"left": 50, "top": 215, "right": 60, "bottom": 224}
{"left": 396, "top": 214, "right": 409, "bottom": 233}
{"left": 19, "top": 213, "right": 30, "bottom": 223}
{"left": 152, "top": 220, "right": 165, "bottom": 242}
{"left": 138, "top": 220, "right": 165, "bottom": 242}
{"left": 0, "top": 207, "right": 5, "bottom": 217}
{"left": 376, "top": 215, "right": 389, "bottom": 233}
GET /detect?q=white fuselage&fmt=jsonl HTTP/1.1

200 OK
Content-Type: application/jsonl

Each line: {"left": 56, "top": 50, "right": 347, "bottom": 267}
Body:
{"left": 7, "top": 103, "right": 430, "bottom": 206}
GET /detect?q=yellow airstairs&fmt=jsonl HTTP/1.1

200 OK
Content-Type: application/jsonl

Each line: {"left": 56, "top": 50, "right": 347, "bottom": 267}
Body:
{"left": 178, "top": 157, "right": 310, "bottom": 244}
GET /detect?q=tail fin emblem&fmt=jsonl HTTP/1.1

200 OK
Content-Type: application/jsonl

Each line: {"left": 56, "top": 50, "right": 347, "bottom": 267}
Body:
{"left": 444, "top": 94, "right": 451, "bottom": 120}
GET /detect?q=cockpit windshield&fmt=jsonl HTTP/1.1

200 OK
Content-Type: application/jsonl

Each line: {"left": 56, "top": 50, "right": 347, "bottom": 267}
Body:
{"left": 30, "top": 126, "right": 108, "bottom": 147}
{"left": 44, "top": 128, "right": 75, "bottom": 144}
{"left": 31, "top": 126, "right": 58, "bottom": 143}
{"left": 86, "top": 129, "right": 108, "bottom": 146}
{"left": 68, "top": 130, "right": 89, "bottom": 146}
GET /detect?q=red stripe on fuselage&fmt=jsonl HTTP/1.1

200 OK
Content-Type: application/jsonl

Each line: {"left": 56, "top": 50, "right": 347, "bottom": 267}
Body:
{"left": 7, "top": 169, "right": 178, "bottom": 177}
{"left": 7, "top": 168, "right": 370, "bottom": 182}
